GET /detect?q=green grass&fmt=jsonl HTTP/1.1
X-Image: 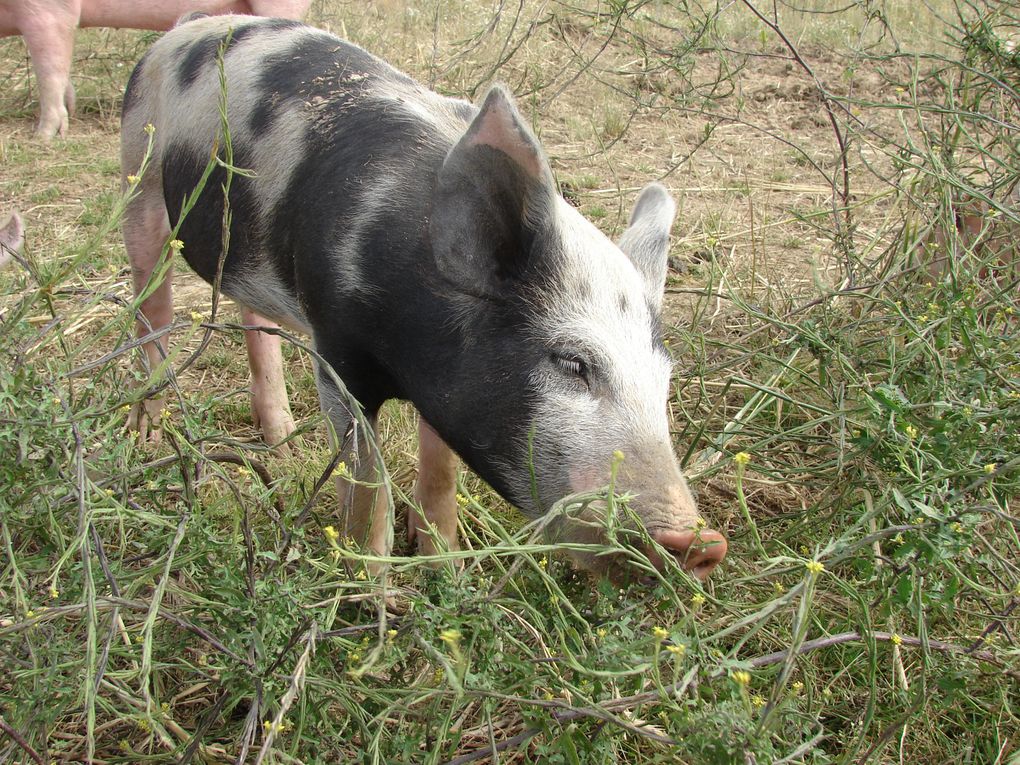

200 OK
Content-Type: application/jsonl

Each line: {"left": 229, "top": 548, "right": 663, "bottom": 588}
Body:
{"left": 1, "top": 0, "right": 1018, "bottom": 763}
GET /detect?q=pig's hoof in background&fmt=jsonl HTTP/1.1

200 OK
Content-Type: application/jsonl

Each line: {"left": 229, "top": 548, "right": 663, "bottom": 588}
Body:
{"left": 126, "top": 397, "right": 165, "bottom": 445}
{"left": 251, "top": 406, "right": 296, "bottom": 454}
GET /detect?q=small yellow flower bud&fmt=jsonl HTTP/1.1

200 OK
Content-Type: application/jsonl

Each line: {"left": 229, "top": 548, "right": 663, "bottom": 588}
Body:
{"left": 666, "top": 643, "right": 686, "bottom": 656}
{"left": 439, "top": 628, "right": 461, "bottom": 646}
{"left": 804, "top": 559, "right": 825, "bottom": 575}
{"left": 732, "top": 670, "right": 751, "bottom": 685}
{"left": 983, "top": 463, "right": 996, "bottom": 474}
{"left": 651, "top": 626, "right": 669, "bottom": 641}
{"left": 126, "top": 174, "right": 140, "bottom": 185}
{"left": 890, "top": 633, "right": 903, "bottom": 646}
{"left": 733, "top": 451, "right": 751, "bottom": 466}
{"left": 612, "top": 449, "right": 625, "bottom": 462}
{"left": 691, "top": 593, "right": 706, "bottom": 608}
{"left": 144, "top": 123, "right": 155, "bottom": 135}
{"left": 49, "top": 585, "right": 59, "bottom": 599}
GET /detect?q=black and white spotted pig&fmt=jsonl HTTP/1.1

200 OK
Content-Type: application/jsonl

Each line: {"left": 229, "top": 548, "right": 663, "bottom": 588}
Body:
{"left": 121, "top": 15, "right": 727, "bottom": 579}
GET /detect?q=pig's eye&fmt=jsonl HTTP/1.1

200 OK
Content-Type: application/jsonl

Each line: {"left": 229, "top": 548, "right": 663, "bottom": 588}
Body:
{"left": 552, "top": 353, "right": 590, "bottom": 388}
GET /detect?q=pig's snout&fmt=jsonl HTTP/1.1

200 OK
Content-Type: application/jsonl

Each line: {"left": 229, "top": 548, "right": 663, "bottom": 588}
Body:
{"left": 649, "top": 528, "right": 728, "bottom": 580}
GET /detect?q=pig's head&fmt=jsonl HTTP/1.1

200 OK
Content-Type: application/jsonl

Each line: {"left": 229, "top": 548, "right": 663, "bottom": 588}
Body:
{"left": 428, "top": 87, "right": 726, "bottom": 580}
{"left": 0, "top": 211, "right": 24, "bottom": 269}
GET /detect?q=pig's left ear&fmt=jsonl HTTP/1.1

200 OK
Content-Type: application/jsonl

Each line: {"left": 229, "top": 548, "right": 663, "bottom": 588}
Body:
{"left": 431, "top": 86, "right": 557, "bottom": 300}
{"left": 0, "top": 211, "right": 24, "bottom": 268}
{"left": 617, "top": 183, "right": 676, "bottom": 313}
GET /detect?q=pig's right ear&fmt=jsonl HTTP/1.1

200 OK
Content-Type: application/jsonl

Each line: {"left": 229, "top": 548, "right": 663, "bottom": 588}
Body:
{"left": 430, "top": 87, "right": 557, "bottom": 300}
{"left": 0, "top": 211, "right": 24, "bottom": 268}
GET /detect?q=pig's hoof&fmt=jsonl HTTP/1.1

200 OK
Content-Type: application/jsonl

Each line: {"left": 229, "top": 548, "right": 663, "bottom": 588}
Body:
{"left": 252, "top": 409, "right": 296, "bottom": 453}
{"left": 126, "top": 398, "right": 165, "bottom": 445}
{"left": 407, "top": 507, "right": 461, "bottom": 563}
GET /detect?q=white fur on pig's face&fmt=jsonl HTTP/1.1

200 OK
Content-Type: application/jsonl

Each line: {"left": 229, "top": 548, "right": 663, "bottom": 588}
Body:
{"left": 514, "top": 199, "right": 693, "bottom": 534}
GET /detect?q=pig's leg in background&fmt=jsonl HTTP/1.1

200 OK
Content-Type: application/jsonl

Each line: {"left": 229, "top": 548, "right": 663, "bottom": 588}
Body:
{"left": 123, "top": 193, "right": 172, "bottom": 443}
{"left": 18, "top": 4, "right": 78, "bottom": 139}
{"left": 241, "top": 306, "right": 296, "bottom": 450}
{"left": 409, "top": 418, "right": 460, "bottom": 557}
{"left": 315, "top": 368, "right": 391, "bottom": 573}
{"left": 249, "top": 0, "right": 312, "bottom": 20}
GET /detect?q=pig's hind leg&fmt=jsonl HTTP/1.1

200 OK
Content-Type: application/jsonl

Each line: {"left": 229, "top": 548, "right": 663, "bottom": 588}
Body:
{"left": 18, "top": 7, "right": 77, "bottom": 139}
{"left": 123, "top": 192, "right": 173, "bottom": 443}
{"left": 408, "top": 418, "right": 461, "bottom": 558}
{"left": 241, "top": 306, "right": 296, "bottom": 450}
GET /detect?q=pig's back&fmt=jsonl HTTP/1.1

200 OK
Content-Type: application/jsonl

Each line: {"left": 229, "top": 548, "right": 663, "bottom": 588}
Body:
{"left": 121, "top": 14, "right": 475, "bottom": 330}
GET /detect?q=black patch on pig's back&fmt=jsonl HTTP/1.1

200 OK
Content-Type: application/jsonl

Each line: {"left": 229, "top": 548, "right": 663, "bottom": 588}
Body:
{"left": 175, "top": 33, "right": 221, "bottom": 89}
{"left": 175, "top": 20, "right": 299, "bottom": 91}
{"left": 249, "top": 33, "right": 416, "bottom": 135}
{"left": 161, "top": 140, "right": 286, "bottom": 293}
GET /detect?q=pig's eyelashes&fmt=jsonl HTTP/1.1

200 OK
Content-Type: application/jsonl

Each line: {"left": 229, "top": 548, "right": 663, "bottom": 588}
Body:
{"left": 551, "top": 353, "right": 591, "bottom": 388}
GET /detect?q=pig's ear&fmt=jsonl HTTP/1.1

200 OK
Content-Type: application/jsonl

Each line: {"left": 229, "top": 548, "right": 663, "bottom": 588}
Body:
{"left": 618, "top": 183, "right": 676, "bottom": 313}
{"left": 0, "top": 211, "right": 24, "bottom": 267}
{"left": 431, "top": 86, "right": 557, "bottom": 300}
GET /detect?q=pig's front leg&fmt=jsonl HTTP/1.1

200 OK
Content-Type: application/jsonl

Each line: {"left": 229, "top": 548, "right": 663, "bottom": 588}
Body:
{"left": 241, "top": 306, "right": 295, "bottom": 451}
{"left": 316, "top": 371, "right": 391, "bottom": 575}
{"left": 409, "top": 418, "right": 460, "bottom": 557}
{"left": 19, "top": 6, "right": 77, "bottom": 139}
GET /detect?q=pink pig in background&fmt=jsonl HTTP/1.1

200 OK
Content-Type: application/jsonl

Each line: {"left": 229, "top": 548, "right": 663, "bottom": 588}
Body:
{"left": 0, "top": 0, "right": 310, "bottom": 139}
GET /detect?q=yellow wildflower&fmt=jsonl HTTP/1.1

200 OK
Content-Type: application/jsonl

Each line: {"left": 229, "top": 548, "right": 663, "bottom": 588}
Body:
{"left": 651, "top": 626, "right": 669, "bottom": 641}
{"left": 439, "top": 629, "right": 461, "bottom": 646}
{"left": 733, "top": 451, "right": 751, "bottom": 466}
{"left": 732, "top": 670, "right": 751, "bottom": 686}
{"left": 804, "top": 560, "right": 825, "bottom": 575}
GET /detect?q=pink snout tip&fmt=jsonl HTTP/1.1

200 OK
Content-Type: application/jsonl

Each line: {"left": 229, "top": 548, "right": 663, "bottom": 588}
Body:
{"left": 651, "top": 528, "right": 728, "bottom": 580}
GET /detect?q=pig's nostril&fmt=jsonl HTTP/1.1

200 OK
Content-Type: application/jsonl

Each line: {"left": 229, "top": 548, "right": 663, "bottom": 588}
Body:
{"left": 653, "top": 529, "right": 727, "bottom": 580}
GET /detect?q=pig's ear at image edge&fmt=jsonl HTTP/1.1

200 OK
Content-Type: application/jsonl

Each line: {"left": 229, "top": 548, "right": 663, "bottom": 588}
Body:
{"left": 0, "top": 211, "right": 24, "bottom": 268}
{"left": 431, "top": 86, "right": 557, "bottom": 300}
{"left": 617, "top": 183, "right": 676, "bottom": 314}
